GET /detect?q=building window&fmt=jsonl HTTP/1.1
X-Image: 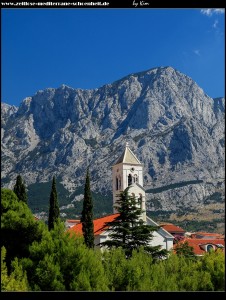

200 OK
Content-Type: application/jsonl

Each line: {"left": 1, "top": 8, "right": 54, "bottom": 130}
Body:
{"left": 116, "top": 177, "right": 119, "bottom": 190}
{"left": 134, "top": 174, "right": 138, "bottom": 183}
{"left": 138, "top": 194, "right": 142, "bottom": 208}
{"left": 207, "top": 244, "right": 214, "bottom": 252}
{"left": 128, "top": 174, "right": 132, "bottom": 186}
{"left": 118, "top": 176, "right": 121, "bottom": 189}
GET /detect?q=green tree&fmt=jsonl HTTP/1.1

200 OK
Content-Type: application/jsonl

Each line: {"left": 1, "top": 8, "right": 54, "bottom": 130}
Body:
{"left": 199, "top": 249, "right": 225, "bottom": 291}
{"left": 174, "top": 240, "right": 196, "bottom": 259}
{"left": 101, "top": 247, "right": 128, "bottom": 291}
{"left": 81, "top": 168, "right": 94, "bottom": 249}
{"left": 21, "top": 222, "right": 109, "bottom": 291}
{"left": 100, "top": 187, "right": 168, "bottom": 259}
{"left": 1, "top": 246, "right": 30, "bottom": 291}
{"left": 102, "top": 247, "right": 154, "bottom": 291}
{"left": 48, "top": 176, "right": 60, "bottom": 231}
{"left": 163, "top": 252, "right": 213, "bottom": 291}
{"left": 13, "top": 174, "right": 28, "bottom": 203}
{"left": 1, "top": 188, "right": 44, "bottom": 270}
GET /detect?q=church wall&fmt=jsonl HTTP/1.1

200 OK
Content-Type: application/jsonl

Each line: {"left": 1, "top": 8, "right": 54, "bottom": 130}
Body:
{"left": 109, "top": 145, "right": 174, "bottom": 253}
{"left": 95, "top": 230, "right": 173, "bottom": 252}
{"left": 122, "top": 165, "right": 143, "bottom": 190}
{"left": 95, "top": 231, "right": 112, "bottom": 252}
{"left": 150, "top": 231, "right": 174, "bottom": 251}
{"left": 112, "top": 163, "right": 144, "bottom": 214}
{"left": 127, "top": 184, "right": 146, "bottom": 221}
{"left": 94, "top": 235, "right": 101, "bottom": 247}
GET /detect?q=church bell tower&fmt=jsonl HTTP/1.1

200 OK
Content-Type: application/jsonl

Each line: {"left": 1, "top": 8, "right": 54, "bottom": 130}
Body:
{"left": 112, "top": 143, "right": 146, "bottom": 221}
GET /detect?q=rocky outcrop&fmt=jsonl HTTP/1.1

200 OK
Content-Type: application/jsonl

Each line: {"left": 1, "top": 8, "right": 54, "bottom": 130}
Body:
{"left": 1, "top": 66, "right": 225, "bottom": 214}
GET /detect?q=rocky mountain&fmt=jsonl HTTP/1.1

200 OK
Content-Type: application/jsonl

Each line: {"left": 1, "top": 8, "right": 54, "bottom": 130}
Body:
{"left": 1, "top": 66, "right": 225, "bottom": 229}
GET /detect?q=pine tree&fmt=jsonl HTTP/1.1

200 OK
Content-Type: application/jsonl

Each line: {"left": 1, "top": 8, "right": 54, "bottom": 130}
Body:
{"left": 81, "top": 168, "right": 94, "bottom": 249}
{"left": 48, "top": 176, "right": 60, "bottom": 231}
{"left": 13, "top": 175, "right": 28, "bottom": 204}
{"left": 100, "top": 187, "right": 168, "bottom": 259}
{"left": 1, "top": 188, "right": 43, "bottom": 270}
{"left": 1, "top": 246, "right": 30, "bottom": 291}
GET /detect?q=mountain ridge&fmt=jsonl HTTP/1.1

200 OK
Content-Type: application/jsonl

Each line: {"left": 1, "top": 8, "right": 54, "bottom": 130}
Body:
{"left": 1, "top": 66, "right": 225, "bottom": 229}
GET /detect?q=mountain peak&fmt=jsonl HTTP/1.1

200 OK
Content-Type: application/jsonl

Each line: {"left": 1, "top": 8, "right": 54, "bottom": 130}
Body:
{"left": 59, "top": 84, "right": 73, "bottom": 90}
{"left": 1, "top": 67, "right": 224, "bottom": 223}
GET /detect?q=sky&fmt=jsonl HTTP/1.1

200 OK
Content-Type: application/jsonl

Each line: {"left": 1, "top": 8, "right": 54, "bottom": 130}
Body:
{"left": 1, "top": 7, "right": 225, "bottom": 107}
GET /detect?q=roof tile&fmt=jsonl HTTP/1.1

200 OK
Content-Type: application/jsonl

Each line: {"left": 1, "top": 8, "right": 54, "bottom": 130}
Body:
{"left": 174, "top": 238, "right": 225, "bottom": 255}
{"left": 160, "top": 224, "right": 185, "bottom": 233}
{"left": 67, "top": 213, "right": 120, "bottom": 236}
{"left": 115, "top": 146, "right": 141, "bottom": 165}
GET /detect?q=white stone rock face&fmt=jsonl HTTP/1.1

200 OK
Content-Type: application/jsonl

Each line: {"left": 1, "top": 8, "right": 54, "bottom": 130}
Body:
{"left": 1, "top": 66, "right": 225, "bottom": 212}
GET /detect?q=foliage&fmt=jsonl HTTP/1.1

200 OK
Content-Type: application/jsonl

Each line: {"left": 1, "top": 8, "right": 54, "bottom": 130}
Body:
{"left": 158, "top": 252, "right": 214, "bottom": 291}
{"left": 48, "top": 176, "right": 60, "bottom": 231}
{"left": 13, "top": 174, "right": 28, "bottom": 203}
{"left": 84, "top": 138, "right": 97, "bottom": 148}
{"left": 204, "top": 192, "right": 223, "bottom": 203}
{"left": 1, "top": 246, "right": 30, "bottom": 291}
{"left": 100, "top": 187, "right": 168, "bottom": 259}
{"left": 198, "top": 249, "right": 225, "bottom": 291}
{"left": 92, "top": 191, "right": 112, "bottom": 217}
{"left": 102, "top": 247, "right": 224, "bottom": 291}
{"left": 174, "top": 241, "right": 196, "bottom": 259}
{"left": 1, "top": 181, "right": 225, "bottom": 292}
{"left": 28, "top": 178, "right": 71, "bottom": 213}
{"left": 81, "top": 168, "right": 94, "bottom": 249}
{"left": 101, "top": 247, "right": 128, "bottom": 291}
{"left": 59, "top": 190, "right": 112, "bottom": 221}
{"left": 173, "top": 235, "right": 184, "bottom": 244}
{"left": 20, "top": 228, "right": 224, "bottom": 292}
{"left": 1, "top": 193, "right": 224, "bottom": 292}
{"left": 146, "top": 180, "right": 203, "bottom": 194}
{"left": 149, "top": 212, "right": 223, "bottom": 233}
{"left": 28, "top": 180, "right": 112, "bottom": 218}
{"left": 1, "top": 188, "right": 44, "bottom": 270}
{"left": 21, "top": 222, "right": 108, "bottom": 291}
{"left": 102, "top": 247, "right": 154, "bottom": 291}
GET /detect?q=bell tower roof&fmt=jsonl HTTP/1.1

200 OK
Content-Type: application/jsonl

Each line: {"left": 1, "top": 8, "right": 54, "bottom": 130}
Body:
{"left": 115, "top": 143, "right": 142, "bottom": 165}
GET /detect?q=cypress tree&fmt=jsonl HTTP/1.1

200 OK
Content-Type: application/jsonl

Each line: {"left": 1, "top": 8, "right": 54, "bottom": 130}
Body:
{"left": 100, "top": 187, "right": 168, "bottom": 259}
{"left": 48, "top": 176, "right": 60, "bottom": 231}
{"left": 81, "top": 168, "right": 94, "bottom": 249}
{"left": 13, "top": 175, "right": 28, "bottom": 204}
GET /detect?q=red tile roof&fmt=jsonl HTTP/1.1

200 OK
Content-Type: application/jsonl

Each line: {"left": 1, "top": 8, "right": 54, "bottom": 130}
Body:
{"left": 67, "top": 213, "right": 120, "bottom": 237}
{"left": 160, "top": 223, "right": 185, "bottom": 233}
{"left": 193, "top": 232, "right": 224, "bottom": 239}
{"left": 174, "top": 238, "right": 225, "bottom": 256}
{"left": 66, "top": 219, "right": 80, "bottom": 223}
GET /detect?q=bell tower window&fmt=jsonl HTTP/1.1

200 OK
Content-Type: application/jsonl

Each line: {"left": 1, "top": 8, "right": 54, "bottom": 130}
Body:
{"left": 128, "top": 174, "right": 132, "bottom": 186}
{"left": 116, "top": 177, "right": 119, "bottom": 190}
{"left": 134, "top": 174, "right": 138, "bottom": 183}
{"left": 138, "top": 194, "right": 142, "bottom": 208}
{"left": 118, "top": 176, "right": 121, "bottom": 189}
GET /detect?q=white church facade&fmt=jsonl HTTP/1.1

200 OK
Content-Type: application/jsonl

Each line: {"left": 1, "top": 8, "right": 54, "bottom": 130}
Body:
{"left": 68, "top": 143, "right": 174, "bottom": 252}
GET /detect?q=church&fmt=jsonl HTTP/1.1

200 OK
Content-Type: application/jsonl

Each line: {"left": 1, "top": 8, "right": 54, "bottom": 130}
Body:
{"left": 68, "top": 143, "right": 174, "bottom": 251}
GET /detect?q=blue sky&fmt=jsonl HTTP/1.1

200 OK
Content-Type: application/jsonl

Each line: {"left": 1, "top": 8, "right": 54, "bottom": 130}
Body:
{"left": 1, "top": 8, "right": 225, "bottom": 107}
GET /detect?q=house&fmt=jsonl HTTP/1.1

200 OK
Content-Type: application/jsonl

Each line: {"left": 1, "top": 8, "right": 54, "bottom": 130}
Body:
{"left": 190, "top": 232, "right": 224, "bottom": 240}
{"left": 68, "top": 143, "right": 174, "bottom": 252}
{"left": 174, "top": 238, "right": 225, "bottom": 257}
{"left": 159, "top": 223, "right": 185, "bottom": 237}
{"left": 65, "top": 219, "right": 80, "bottom": 228}
{"left": 68, "top": 213, "right": 119, "bottom": 246}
